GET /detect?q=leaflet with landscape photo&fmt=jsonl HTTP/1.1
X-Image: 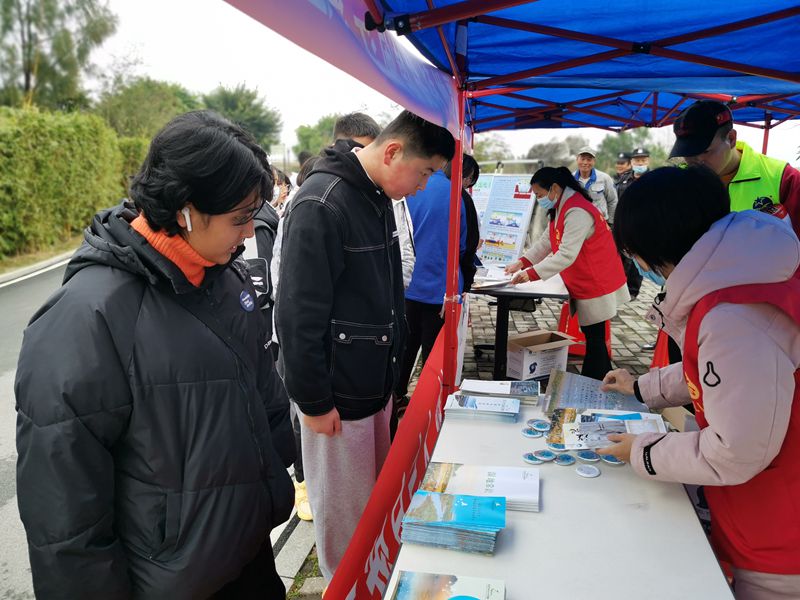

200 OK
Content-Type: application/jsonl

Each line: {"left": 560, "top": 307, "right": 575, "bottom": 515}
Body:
{"left": 544, "top": 369, "right": 648, "bottom": 415}
{"left": 401, "top": 491, "right": 506, "bottom": 554}
{"left": 391, "top": 571, "right": 506, "bottom": 600}
{"left": 459, "top": 379, "right": 540, "bottom": 405}
{"left": 583, "top": 409, "right": 667, "bottom": 434}
{"left": 420, "top": 462, "right": 540, "bottom": 512}
{"left": 445, "top": 394, "right": 520, "bottom": 422}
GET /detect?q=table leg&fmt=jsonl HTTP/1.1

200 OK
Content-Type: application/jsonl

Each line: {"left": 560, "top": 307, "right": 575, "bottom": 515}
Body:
{"left": 493, "top": 297, "right": 510, "bottom": 379}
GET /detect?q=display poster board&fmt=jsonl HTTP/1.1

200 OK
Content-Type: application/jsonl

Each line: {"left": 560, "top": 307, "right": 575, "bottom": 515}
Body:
{"left": 473, "top": 175, "right": 535, "bottom": 265}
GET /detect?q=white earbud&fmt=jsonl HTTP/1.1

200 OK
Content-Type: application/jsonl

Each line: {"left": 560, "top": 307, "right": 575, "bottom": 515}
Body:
{"left": 181, "top": 207, "right": 193, "bottom": 232}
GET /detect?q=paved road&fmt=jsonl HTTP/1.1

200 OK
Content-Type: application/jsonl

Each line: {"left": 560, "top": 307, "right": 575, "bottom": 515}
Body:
{"left": 0, "top": 264, "right": 66, "bottom": 598}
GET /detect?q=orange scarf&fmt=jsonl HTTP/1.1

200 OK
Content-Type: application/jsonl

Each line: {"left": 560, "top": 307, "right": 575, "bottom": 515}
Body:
{"left": 131, "top": 215, "right": 214, "bottom": 287}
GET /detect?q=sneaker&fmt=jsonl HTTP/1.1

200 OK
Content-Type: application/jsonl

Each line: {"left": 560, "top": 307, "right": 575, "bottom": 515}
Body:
{"left": 294, "top": 480, "right": 313, "bottom": 521}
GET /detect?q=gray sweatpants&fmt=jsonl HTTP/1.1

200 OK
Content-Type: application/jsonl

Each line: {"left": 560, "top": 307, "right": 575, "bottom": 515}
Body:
{"left": 300, "top": 405, "right": 392, "bottom": 582}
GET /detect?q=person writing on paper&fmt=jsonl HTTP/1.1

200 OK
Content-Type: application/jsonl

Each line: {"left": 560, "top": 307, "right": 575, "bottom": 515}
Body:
{"left": 600, "top": 166, "right": 800, "bottom": 600}
{"left": 505, "top": 167, "right": 629, "bottom": 380}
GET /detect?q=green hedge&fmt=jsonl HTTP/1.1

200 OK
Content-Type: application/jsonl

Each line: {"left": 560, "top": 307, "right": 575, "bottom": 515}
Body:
{"left": 0, "top": 108, "right": 123, "bottom": 257}
{"left": 118, "top": 136, "right": 149, "bottom": 196}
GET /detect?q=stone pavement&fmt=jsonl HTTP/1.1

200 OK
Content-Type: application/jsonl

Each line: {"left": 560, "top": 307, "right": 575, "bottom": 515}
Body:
{"left": 291, "top": 280, "right": 663, "bottom": 597}
{"left": 461, "top": 278, "right": 662, "bottom": 382}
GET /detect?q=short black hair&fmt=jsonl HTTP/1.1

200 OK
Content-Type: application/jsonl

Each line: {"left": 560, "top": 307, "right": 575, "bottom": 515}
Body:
{"left": 531, "top": 166, "right": 593, "bottom": 215}
{"left": 375, "top": 110, "right": 455, "bottom": 160}
{"left": 613, "top": 166, "right": 730, "bottom": 270}
{"left": 464, "top": 154, "right": 480, "bottom": 187}
{"left": 443, "top": 153, "right": 479, "bottom": 183}
{"left": 296, "top": 155, "right": 320, "bottom": 187}
{"left": 130, "top": 110, "right": 272, "bottom": 235}
{"left": 333, "top": 112, "right": 381, "bottom": 141}
{"left": 298, "top": 150, "right": 313, "bottom": 166}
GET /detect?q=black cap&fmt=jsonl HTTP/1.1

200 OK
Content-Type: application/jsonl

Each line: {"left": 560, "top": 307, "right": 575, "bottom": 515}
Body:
{"left": 630, "top": 147, "right": 650, "bottom": 158}
{"left": 670, "top": 100, "right": 733, "bottom": 158}
{"left": 615, "top": 152, "right": 630, "bottom": 164}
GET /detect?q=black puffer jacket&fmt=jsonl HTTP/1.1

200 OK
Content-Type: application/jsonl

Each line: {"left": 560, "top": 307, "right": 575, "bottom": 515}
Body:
{"left": 14, "top": 202, "right": 294, "bottom": 599}
{"left": 275, "top": 149, "right": 406, "bottom": 420}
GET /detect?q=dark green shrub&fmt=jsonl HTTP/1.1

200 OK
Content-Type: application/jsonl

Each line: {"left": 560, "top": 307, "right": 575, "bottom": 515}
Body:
{"left": 0, "top": 108, "right": 123, "bottom": 256}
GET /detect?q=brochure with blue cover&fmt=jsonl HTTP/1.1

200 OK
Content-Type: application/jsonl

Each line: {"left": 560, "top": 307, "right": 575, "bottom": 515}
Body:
{"left": 401, "top": 491, "right": 506, "bottom": 554}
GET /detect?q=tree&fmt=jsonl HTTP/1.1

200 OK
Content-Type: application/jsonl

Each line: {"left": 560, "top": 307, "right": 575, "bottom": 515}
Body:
{"left": 524, "top": 134, "right": 589, "bottom": 171}
{"left": 293, "top": 113, "right": 339, "bottom": 157}
{"left": 95, "top": 77, "right": 199, "bottom": 138}
{"left": 202, "top": 84, "right": 282, "bottom": 149}
{"left": 472, "top": 133, "right": 512, "bottom": 163}
{"left": 594, "top": 128, "right": 669, "bottom": 173}
{"left": 0, "top": 0, "right": 117, "bottom": 109}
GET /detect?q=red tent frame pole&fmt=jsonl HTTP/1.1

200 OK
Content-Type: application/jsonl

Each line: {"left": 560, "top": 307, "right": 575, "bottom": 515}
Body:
{"left": 442, "top": 87, "right": 465, "bottom": 394}
{"left": 762, "top": 111, "right": 772, "bottom": 154}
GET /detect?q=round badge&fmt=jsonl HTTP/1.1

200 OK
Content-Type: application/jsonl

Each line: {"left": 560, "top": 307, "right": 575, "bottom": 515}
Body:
{"left": 529, "top": 419, "right": 551, "bottom": 432}
{"left": 576, "top": 464, "right": 601, "bottom": 478}
{"left": 600, "top": 454, "right": 626, "bottom": 466}
{"left": 521, "top": 427, "right": 543, "bottom": 438}
{"left": 523, "top": 452, "right": 544, "bottom": 465}
{"left": 554, "top": 453, "right": 576, "bottom": 466}
{"left": 577, "top": 450, "right": 600, "bottom": 462}
{"left": 239, "top": 290, "right": 255, "bottom": 312}
{"left": 532, "top": 449, "right": 556, "bottom": 462}
{"left": 546, "top": 442, "right": 567, "bottom": 453}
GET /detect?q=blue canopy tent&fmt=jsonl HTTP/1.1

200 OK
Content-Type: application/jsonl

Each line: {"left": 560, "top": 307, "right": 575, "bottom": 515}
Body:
{"left": 224, "top": 3, "right": 800, "bottom": 595}
{"left": 363, "top": 0, "right": 800, "bottom": 390}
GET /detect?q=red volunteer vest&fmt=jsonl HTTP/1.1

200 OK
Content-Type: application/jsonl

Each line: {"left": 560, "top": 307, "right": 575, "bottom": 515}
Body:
{"left": 548, "top": 194, "right": 626, "bottom": 299}
{"left": 683, "top": 274, "right": 800, "bottom": 573}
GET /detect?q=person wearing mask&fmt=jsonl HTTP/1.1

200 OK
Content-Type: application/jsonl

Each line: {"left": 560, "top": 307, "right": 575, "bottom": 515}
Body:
{"left": 669, "top": 99, "right": 800, "bottom": 238}
{"left": 506, "top": 167, "right": 629, "bottom": 380}
{"left": 14, "top": 111, "right": 295, "bottom": 598}
{"left": 573, "top": 146, "right": 618, "bottom": 223}
{"left": 601, "top": 166, "right": 800, "bottom": 600}
{"left": 630, "top": 146, "right": 651, "bottom": 180}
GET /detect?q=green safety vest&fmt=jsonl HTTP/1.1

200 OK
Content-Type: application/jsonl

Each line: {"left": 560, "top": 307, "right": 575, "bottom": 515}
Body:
{"left": 728, "top": 141, "right": 786, "bottom": 212}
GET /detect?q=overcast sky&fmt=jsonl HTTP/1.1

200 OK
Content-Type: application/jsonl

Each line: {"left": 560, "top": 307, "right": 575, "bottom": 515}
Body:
{"left": 94, "top": 0, "right": 800, "bottom": 166}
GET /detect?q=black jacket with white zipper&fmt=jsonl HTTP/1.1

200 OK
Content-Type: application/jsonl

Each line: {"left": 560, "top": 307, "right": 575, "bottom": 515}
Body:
{"left": 275, "top": 148, "right": 406, "bottom": 420}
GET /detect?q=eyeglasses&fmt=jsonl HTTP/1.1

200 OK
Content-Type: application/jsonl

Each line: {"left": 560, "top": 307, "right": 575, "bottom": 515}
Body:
{"left": 228, "top": 193, "right": 268, "bottom": 226}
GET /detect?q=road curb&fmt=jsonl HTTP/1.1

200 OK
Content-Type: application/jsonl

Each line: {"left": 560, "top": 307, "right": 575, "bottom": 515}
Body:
{"left": 0, "top": 250, "right": 76, "bottom": 286}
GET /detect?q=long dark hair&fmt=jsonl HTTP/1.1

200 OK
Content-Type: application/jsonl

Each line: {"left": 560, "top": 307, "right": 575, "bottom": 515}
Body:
{"left": 531, "top": 166, "right": 592, "bottom": 219}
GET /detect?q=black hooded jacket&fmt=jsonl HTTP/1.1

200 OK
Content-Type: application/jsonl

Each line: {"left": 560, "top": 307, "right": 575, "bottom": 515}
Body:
{"left": 244, "top": 201, "right": 281, "bottom": 339}
{"left": 275, "top": 148, "right": 406, "bottom": 420}
{"left": 14, "top": 202, "right": 294, "bottom": 598}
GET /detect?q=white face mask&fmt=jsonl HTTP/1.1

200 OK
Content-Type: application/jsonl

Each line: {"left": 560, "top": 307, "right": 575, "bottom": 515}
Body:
{"left": 632, "top": 165, "right": 648, "bottom": 175}
{"left": 272, "top": 185, "right": 281, "bottom": 202}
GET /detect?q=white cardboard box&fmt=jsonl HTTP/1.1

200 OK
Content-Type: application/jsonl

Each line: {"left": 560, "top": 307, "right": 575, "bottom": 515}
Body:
{"left": 506, "top": 330, "right": 574, "bottom": 381}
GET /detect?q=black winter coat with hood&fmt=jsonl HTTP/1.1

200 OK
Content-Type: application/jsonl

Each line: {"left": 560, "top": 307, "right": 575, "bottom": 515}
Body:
{"left": 14, "top": 202, "right": 294, "bottom": 599}
{"left": 275, "top": 148, "right": 406, "bottom": 420}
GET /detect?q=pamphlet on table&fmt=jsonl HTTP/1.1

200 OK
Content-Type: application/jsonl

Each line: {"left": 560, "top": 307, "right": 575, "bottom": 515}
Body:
{"left": 401, "top": 491, "right": 506, "bottom": 554}
{"left": 420, "top": 461, "right": 540, "bottom": 512}
{"left": 544, "top": 369, "right": 648, "bottom": 415}
{"left": 445, "top": 394, "right": 520, "bottom": 422}
{"left": 390, "top": 570, "right": 506, "bottom": 600}
{"left": 459, "top": 378, "right": 541, "bottom": 405}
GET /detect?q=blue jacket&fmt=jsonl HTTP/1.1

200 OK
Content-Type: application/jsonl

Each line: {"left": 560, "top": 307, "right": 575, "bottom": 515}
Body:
{"left": 405, "top": 170, "right": 467, "bottom": 304}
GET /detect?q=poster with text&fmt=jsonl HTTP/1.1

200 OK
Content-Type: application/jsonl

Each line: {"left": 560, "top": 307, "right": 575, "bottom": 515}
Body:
{"left": 476, "top": 175, "right": 535, "bottom": 265}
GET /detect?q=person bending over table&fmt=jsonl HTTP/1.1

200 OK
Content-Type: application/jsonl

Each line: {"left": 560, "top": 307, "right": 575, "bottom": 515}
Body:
{"left": 600, "top": 166, "right": 800, "bottom": 600}
{"left": 505, "top": 166, "right": 629, "bottom": 380}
